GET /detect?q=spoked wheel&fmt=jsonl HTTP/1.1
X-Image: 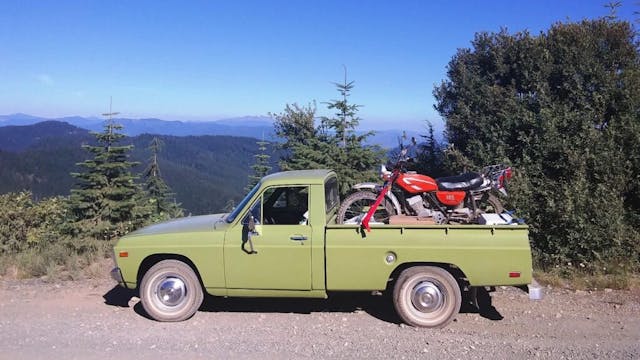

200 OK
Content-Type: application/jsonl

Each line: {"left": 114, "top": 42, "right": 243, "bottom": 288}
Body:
{"left": 336, "top": 191, "right": 395, "bottom": 224}
{"left": 393, "top": 266, "right": 462, "bottom": 328}
{"left": 140, "top": 260, "right": 204, "bottom": 322}
{"left": 477, "top": 193, "right": 504, "bottom": 214}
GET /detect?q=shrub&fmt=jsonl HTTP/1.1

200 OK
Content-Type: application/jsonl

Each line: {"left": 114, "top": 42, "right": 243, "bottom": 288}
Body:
{"left": 0, "top": 192, "right": 70, "bottom": 254}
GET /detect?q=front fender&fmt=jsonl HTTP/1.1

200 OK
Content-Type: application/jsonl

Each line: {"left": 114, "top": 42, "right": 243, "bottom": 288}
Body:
{"left": 352, "top": 182, "right": 380, "bottom": 191}
{"left": 351, "top": 183, "right": 402, "bottom": 215}
{"left": 113, "top": 231, "right": 225, "bottom": 290}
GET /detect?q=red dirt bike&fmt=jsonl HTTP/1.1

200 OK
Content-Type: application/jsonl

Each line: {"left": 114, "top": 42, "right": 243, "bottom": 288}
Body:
{"left": 336, "top": 145, "right": 512, "bottom": 231}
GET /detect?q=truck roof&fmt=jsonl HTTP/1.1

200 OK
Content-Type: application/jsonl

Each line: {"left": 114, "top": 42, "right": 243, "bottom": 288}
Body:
{"left": 261, "top": 169, "right": 335, "bottom": 186}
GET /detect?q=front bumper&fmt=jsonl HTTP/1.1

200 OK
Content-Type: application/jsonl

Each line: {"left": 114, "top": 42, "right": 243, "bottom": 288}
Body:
{"left": 110, "top": 267, "right": 126, "bottom": 287}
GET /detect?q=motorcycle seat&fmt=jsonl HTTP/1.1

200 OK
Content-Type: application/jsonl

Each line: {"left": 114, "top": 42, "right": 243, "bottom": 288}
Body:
{"left": 436, "top": 172, "right": 483, "bottom": 191}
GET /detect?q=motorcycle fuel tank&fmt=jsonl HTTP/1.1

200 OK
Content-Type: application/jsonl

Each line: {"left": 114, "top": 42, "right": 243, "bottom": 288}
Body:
{"left": 396, "top": 173, "right": 438, "bottom": 194}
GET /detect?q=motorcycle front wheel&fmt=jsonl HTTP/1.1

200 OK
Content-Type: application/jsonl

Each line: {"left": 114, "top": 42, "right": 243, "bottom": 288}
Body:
{"left": 336, "top": 191, "right": 395, "bottom": 225}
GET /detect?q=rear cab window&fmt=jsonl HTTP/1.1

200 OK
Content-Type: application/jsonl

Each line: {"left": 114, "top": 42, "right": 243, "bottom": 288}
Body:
{"left": 324, "top": 175, "right": 339, "bottom": 216}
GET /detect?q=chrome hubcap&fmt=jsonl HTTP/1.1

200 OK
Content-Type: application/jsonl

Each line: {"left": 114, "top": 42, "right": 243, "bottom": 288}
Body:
{"left": 411, "top": 281, "right": 444, "bottom": 313}
{"left": 156, "top": 277, "right": 186, "bottom": 307}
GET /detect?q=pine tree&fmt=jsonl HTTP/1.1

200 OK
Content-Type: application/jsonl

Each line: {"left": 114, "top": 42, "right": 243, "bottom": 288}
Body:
{"left": 321, "top": 73, "right": 384, "bottom": 195}
{"left": 245, "top": 137, "right": 272, "bottom": 192}
{"left": 143, "top": 137, "right": 183, "bottom": 220}
{"left": 322, "top": 74, "right": 361, "bottom": 148}
{"left": 69, "top": 114, "right": 148, "bottom": 240}
{"left": 416, "top": 122, "right": 447, "bottom": 177}
{"left": 274, "top": 73, "right": 384, "bottom": 196}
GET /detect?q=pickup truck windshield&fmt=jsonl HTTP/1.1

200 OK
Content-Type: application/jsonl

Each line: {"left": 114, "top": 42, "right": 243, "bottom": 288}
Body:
{"left": 226, "top": 182, "right": 260, "bottom": 223}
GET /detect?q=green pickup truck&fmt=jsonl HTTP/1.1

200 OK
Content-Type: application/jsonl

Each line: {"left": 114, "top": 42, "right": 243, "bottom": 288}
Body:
{"left": 111, "top": 169, "right": 538, "bottom": 328}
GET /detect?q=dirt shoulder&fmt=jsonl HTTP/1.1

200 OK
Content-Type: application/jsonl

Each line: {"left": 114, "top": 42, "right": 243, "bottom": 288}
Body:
{"left": 0, "top": 275, "right": 638, "bottom": 360}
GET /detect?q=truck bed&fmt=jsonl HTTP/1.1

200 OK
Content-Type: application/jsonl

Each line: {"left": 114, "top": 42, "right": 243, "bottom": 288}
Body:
{"left": 324, "top": 223, "right": 532, "bottom": 291}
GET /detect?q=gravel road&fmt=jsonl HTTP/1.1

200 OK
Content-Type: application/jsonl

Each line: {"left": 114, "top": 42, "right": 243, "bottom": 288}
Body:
{"left": 0, "top": 272, "right": 638, "bottom": 360}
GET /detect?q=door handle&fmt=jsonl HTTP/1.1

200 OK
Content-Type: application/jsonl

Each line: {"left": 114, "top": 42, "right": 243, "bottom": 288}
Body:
{"left": 290, "top": 235, "right": 308, "bottom": 241}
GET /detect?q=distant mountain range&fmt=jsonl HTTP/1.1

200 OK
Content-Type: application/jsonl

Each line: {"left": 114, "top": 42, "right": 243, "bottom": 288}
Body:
{"left": 0, "top": 113, "right": 275, "bottom": 139}
{"left": 0, "top": 113, "right": 431, "bottom": 148}
{"left": 0, "top": 121, "right": 278, "bottom": 215}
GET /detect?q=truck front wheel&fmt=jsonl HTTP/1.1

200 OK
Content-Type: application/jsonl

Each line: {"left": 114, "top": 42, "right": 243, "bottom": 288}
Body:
{"left": 393, "top": 266, "right": 461, "bottom": 328}
{"left": 140, "top": 259, "right": 204, "bottom": 322}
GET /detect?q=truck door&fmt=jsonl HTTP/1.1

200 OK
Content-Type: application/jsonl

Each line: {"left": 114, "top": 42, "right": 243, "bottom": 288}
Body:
{"left": 224, "top": 186, "right": 312, "bottom": 290}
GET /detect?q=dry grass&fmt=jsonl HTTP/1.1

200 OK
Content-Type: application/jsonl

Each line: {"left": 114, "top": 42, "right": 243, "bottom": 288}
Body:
{"left": 534, "top": 266, "right": 640, "bottom": 291}
{"left": 0, "top": 238, "right": 114, "bottom": 282}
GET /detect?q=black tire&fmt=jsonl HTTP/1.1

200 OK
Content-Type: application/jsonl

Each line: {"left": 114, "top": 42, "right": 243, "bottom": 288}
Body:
{"left": 140, "top": 259, "right": 204, "bottom": 322}
{"left": 479, "top": 193, "right": 504, "bottom": 214}
{"left": 393, "top": 266, "right": 462, "bottom": 328}
{"left": 336, "top": 191, "right": 395, "bottom": 225}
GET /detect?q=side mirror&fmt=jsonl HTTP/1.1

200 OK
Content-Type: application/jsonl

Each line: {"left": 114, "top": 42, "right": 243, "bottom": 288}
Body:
{"left": 241, "top": 215, "right": 258, "bottom": 255}
{"left": 248, "top": 215, "right": 256, "bottom": 232}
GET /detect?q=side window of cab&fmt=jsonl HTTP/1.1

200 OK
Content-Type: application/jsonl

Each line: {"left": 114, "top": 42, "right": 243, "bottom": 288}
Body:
{"left": 260, "top": 186, "right": 309, "bottom": 225}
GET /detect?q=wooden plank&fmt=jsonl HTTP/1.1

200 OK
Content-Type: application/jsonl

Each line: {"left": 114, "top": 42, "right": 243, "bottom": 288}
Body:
{"left": 389, "top": 215, "right": 436, "bottom": 225}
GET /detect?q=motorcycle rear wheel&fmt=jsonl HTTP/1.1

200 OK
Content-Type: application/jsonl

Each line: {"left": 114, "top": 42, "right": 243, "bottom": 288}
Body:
{"left": 337, "top": 191, "right": 395, "bottom": 225}
{"left": 478, "top": 193, "right": 504, "bottom": 214}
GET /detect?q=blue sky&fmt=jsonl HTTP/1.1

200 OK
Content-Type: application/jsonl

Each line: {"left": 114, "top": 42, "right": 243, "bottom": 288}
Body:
{"left": 0, "top": 1, "right": 635, "bottom": 131}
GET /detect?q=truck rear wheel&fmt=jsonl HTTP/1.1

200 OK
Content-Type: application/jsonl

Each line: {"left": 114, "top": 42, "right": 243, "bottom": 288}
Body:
{"left": 140, "top": 259, "right": 204, "bottom": 322}
{"left": 393, "top": 266, "right": 461, "bottom": 328}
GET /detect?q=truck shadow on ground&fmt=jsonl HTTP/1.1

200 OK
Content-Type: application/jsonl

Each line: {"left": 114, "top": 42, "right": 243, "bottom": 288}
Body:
{"left": 199, "top": 292, "right": 403, "bottom": 324}
{"left": 102, "top": 286, "right": 503, "bottom": 324}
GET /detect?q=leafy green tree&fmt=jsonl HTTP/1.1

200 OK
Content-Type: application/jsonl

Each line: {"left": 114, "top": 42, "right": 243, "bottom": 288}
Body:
{"left": 245, "top": 137, "right": 272, "bottom": 192}
{"left": 69, "top": 120, "right": 149, "bottom": 240}
{"left": 274, "top": 77, "right": 384, "bottom": 195}
{"left": 143, "top": 137, "right": 183, "bottom": 220}
{"left": 434, "top": 17, "right": 640, "bottom": 268}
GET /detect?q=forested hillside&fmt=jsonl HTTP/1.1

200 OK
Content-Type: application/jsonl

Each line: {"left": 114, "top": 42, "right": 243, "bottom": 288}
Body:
{"left": 0, "top": 121, "right": 278, "bottom": 214}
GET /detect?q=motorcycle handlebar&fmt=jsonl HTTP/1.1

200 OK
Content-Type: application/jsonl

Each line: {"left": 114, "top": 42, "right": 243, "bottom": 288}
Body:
{"left": 386, "top": 157, "right": 415, "bottom": 171}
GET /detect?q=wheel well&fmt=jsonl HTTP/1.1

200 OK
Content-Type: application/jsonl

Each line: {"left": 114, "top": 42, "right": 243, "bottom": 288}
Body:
{"left": 386, "top": 262, "right": 470, "bottom": 293}
{"left": 136, "top": 254, "right": 204, "bottom": 290}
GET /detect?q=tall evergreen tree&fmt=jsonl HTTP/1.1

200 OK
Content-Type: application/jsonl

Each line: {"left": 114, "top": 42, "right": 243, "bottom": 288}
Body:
{"left": 415, "top": 122, "right": 447, "bottom": 178}
{"left": 274, "top": 75, "right": 384, "bottom": 196}
{"left": 245, "top": 137, "right": 272, "bottom": 192}
{"left": 321, "top": 74, "right": 385, "bottom": 194}
{"left": 143, "top": 137, "right": 183, "bottom": 220}
{"left": 69, "top": 115, "right": 148, "bottom": 240}
{"left": 322, "top": 73, "right": 361, "bottom": 148}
